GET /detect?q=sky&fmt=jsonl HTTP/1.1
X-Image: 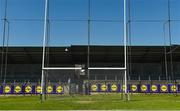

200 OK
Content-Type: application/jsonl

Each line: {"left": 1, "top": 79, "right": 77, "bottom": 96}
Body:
{"left": 0, "top": 0, "right": 180, "bottom": 46}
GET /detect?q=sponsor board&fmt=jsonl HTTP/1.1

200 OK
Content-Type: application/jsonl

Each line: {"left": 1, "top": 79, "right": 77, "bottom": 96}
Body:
{"left": 46, "top": 85, "right": 53, "bottom": 93}
{"left": 131, "top": 84, "right": 138, "bottom": 92}
{"left": 4, "top": 85, "right": 11, "bottom": 94}
{"left": 25, "top": 85, "right": 32, "bottom": 94}
{"left": 56, "top": 85, "right": 63, "bottom": 94}
{"left": 0, "top": 83, "right": 180, "bottom": 94}
{"left": 110, "top": 84, "right": 118, "bottom": 92}
{"left": 169, "top": 85, "right": 177, "bottom": 93}
{"left": 160, "top": 85, "right": 168, "bottom": 93}
{"left": 100, "top": 84, "right": 108, "bottom": 92}
{"left": 151, "top": 85, "right": 159, "bottom": 93}
{"left": 36, "top": 85, "right": 42, "bottom": 94}
{"left": 14, "top": 85, "right": 22, "bottom": 94}
{"left": 91, "top": 84, "right": 98, "bottom": 92}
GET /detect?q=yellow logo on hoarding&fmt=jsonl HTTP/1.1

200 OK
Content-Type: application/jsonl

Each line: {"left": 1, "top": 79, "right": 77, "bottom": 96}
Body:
{"left": 91, "top": 84, "right": 98, "bottom": 91}
{"left": 101, "top": 84, "right": 107, "bottom": 91}
{"left": 25, "top": 86, "right": 32, "bottom": 93}
{"left": 47, "top": 86, "right": 53, "bottom": 93}
{"left": 14, "top": 86, "right": 21, "bottom": 93}
{"left": 36, "top": 86, "right": 42, "bottom": 93}
{"left": 141, "top": 85, "right": 147, "bottom": 91}
{"left": 151, "top": 85, "right": 157, "bottom": 92}
{"left": 131, "top": 85, "right": 137, "bottom": 91}
{"left": 122, "top": 85, "right": 126, "bottom": 91}
{"left": 4, "top": 85, "right": 11, "bottom": 93}
{"left": 171, "top": 85, "right": 177, "bottom": 92}
{"left": 161, "top": 85, "right": 167, "bottom": 92}
{"left": 111, "top": 84, "right": 117, "bottom": 91}
{"left": 56, "top": 86, "right": 63, "bottom": 93}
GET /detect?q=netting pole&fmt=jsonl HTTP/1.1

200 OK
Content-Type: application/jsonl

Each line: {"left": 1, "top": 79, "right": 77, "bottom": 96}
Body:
{"left": 121, "top": 74, "right": 124, "bottom": 100}
{"left": 123, "top": 0, "right": 129, "bottom": 101}
{"left": 3, "top": 21, "right": 10, "bottom": 84}
{"left": 41, "top": 0, "right": 49, "bottom": 102}
{"left": 163, "top": 21, "right": 168, "bottom": 81}
{"left": 167, "top": 0, "right": 177, "bottom": 96}
{"left": 87, "top": 0, "right": 91, "bottom": 95}
{"left": 127, "top": 0, "right": 131, "bottom": 100}
{"left": 127, "top": 0, "right": 132, "bottom": 86}
{"left": 0, "top": 0, "right": 8, "bottom": 83}
{"left": 167, "top": 0, "right": 174, "bottom": 84}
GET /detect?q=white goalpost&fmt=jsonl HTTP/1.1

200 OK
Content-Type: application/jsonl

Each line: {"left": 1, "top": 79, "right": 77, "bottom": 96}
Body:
{"left": 41, "top": 0, "right": 128, "bottom": 101}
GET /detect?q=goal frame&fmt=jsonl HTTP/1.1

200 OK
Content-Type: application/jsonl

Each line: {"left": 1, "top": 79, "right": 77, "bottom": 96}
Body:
{"left": 41, "top": 0, "right": 128, "bottom": 101}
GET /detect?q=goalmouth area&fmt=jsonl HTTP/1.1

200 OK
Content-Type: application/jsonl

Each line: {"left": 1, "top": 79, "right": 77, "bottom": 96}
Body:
{"left": 0, "top": 94, "right": 180, "bottom": 110}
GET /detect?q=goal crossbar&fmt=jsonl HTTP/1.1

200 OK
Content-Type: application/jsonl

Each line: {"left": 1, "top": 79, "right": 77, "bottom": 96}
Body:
{"left": 88, "top": 67, "right": 126, "bottom": 70}
{"left": 42, "top": 67, "right": 126, "bottom": 70}
{"left": 43, "top": 67, "right": 82, "bottom": 70}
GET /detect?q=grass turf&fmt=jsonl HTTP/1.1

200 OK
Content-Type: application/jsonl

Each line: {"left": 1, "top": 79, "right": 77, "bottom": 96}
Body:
{"left": 0, "top": 94, "right": 180, "bottom": 110}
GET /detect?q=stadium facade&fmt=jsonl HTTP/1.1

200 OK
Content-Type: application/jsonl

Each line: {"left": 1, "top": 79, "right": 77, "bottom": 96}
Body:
{"left": 0, "top": 45, "right": 180, "bottom": 83}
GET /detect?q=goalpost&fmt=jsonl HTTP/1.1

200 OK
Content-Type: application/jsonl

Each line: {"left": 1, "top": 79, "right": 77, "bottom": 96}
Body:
{"left": 41, "top": 0, "right": 129, "bottom": 101}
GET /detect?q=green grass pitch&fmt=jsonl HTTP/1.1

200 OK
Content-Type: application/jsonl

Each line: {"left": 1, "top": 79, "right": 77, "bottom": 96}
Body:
{"left": 0, "top": 94, "right": 180, "bottom": 110}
